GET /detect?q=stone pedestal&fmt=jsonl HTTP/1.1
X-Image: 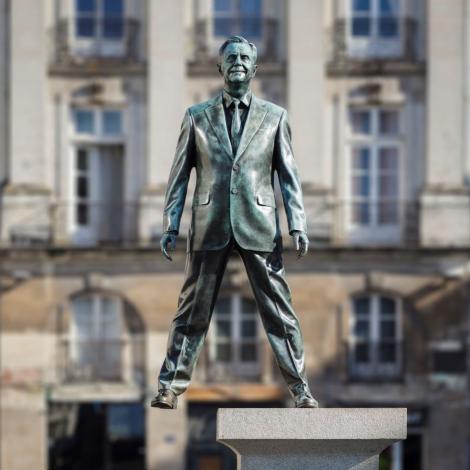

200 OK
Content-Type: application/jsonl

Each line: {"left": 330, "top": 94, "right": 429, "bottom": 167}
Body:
{"left": 217, "top": 408, "right": 407, "bottom": 470}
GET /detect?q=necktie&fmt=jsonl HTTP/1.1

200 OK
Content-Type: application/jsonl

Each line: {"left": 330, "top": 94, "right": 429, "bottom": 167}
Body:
{"left": 231, "top": 98, "right": 241, "bottom": 154}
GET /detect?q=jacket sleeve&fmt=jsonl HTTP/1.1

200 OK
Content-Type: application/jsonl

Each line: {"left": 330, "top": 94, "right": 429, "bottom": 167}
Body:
{"left": 162, "top": 109, "right": 195, "bottom": 234}
{"left": 273, "top": 110, "right": 308, "bottom": 234}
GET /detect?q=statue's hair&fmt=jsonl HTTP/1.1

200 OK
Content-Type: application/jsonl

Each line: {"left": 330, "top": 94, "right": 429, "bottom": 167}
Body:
{"left": 218, "top": 35, "right": 258, "bottom": 63}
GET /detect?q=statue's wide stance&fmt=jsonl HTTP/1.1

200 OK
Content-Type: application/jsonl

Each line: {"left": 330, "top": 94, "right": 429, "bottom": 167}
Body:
{"left": 151, "top": 36, "right": 318, "bottom": 410}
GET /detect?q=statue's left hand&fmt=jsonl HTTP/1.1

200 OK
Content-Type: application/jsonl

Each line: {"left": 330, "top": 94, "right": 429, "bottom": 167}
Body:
{"left": 160, "top": 231, "right": 177, "bottom": 261}
{"left": 291, "top": 230, "right": 309, "bottom": 259}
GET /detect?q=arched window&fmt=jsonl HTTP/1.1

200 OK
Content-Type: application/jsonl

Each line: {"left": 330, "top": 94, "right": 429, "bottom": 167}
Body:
{"left": 205, "top": 294, "right": 262, "bottom": 381}
{"left": 349, "top": 292, "right": 403, "bottom": 379}
{"left": 63, "top": 292, "right": 145, "bottom": 384}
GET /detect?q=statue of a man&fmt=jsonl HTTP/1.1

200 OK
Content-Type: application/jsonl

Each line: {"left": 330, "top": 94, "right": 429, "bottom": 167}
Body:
{"left": 151, "top": 36, "right": 318, "bottom": 409}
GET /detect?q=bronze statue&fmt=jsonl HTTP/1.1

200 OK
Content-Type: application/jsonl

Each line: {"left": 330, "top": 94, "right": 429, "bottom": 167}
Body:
{"left": 151, "top": 36, "right": 318, "bottom": 409}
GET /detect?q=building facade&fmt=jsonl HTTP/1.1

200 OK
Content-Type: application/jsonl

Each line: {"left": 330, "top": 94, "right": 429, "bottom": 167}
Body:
{"left": 1, "top": 1, "right": 469, "bottom": 469}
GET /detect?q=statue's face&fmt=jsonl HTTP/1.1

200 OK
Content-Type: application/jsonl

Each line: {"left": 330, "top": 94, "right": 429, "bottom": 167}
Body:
{"left": 218, "top": 42, "right": 257, "bottom": 87}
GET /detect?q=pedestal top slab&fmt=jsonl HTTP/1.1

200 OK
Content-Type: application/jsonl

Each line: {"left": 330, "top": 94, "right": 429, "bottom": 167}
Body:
{"left": 217, "top": 408, "right": 407, "bottom": 441}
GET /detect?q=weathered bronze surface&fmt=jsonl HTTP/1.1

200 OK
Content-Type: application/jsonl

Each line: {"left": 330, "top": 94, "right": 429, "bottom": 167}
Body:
{"left": 152, "top": 36, "right": 317, "bottom": 409}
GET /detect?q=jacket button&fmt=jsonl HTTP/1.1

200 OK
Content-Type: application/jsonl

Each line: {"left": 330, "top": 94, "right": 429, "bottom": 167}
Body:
{"left": 232, "top": 164, "right": 240, "bottom": 172}
{"left": 231, "top": 188, "right": 238, "bottom": 195}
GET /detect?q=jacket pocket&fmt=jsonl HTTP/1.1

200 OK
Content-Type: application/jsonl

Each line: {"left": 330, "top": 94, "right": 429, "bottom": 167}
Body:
{"left": 256, "top": 193, "right": 276, "bottom": 208}
{"left": 195, "top": 191, "right": 211, "bottom": 206}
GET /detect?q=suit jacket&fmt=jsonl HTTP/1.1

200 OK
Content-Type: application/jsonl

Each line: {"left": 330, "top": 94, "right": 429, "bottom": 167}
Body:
{"left": 163, "top": 92, "right": 307, "bottom": 252}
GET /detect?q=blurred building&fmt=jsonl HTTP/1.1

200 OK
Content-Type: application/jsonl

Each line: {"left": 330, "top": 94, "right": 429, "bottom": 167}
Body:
{"left": 0, "top": 0, "right": 469, "bottom": 469}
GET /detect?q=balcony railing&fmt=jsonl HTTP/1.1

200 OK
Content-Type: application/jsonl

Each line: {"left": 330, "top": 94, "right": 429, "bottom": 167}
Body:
{"left": 345, "top": 340, "right": 404, "bottom": 381}
{"left": 194, "top": 338, "right": 277, "bottom": 384}
{"left": 4, "top": 201, "right": 141, "bottom": 247}
{"left": 331, "top": 199, "right": 421, "bottom": 246}
{"left": 327, "top": 18, "right": 421, "bottom": 75}
{"left": 58, "top": 338, "right": 145, "bottom": 385}
{"left": 190, "top": 18, "right": 281, "bottom": 64}
{"left": 49, "top": 18, "right": 142, "bottom": 73}
{"left": 4, "top": 198, "right": 470, "bottom": 248}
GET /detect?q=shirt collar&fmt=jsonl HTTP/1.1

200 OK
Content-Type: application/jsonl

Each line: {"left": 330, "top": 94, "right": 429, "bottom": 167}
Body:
{"left": 223, "top": 89, "right": 252, "bottom": 109}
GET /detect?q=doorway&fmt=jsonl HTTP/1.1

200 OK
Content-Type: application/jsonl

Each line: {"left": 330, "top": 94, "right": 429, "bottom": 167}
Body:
{"left": 48, "top": 401, "right": 145, "bottom": 470}
{"left": 72, "top": 145, "right": 124, "bottom": 245}
{"left": 380, "top": 432, "right": 423, "bottom": 470}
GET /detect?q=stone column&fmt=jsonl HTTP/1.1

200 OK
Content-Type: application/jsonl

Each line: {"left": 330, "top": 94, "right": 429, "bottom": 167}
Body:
{"left": 140, "top": 0, "right": 186, "bottom": 243}
{"left": 217, "top": 408, "right": 407, "bottom": 470}
{"left": 1, "top": 0, "right": 51, "bottom": 244}
{"left": 0, "top": 0, "right": 7, "bottom": 185}
{"left": 287, "top": 0, "right": 324, "bottom": 187}
{"left": 8, "top": 0, "right": 47, "bottom": 186}
{"left": 421, "top": 0, "right": 470, "bottom": 245}
{"left": 286, "top": 0, "right": 331, "bottom": 241}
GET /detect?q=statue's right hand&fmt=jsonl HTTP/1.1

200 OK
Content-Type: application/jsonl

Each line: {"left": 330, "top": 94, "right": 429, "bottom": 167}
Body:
{"left": 160, "top": 231, "right": 177, "bottom": 262}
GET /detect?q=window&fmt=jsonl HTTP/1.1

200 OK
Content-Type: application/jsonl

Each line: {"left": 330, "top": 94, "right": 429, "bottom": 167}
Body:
{"left": 206, "top": 294, "right": 262, "bottom": 381}
{"left": 431, "top": 343, "right": 466, "bottom": 374}
{"left": 214, "top": 0, "right": 262, "bottom": 38}
{"left": 73, "top": 108, "right": 123, "bottom": 138}
{"left": 348, "top": 0, "right": 402, "bottom": 58}
{"left": 75, "top": 148, "right": 90, "bottom": 226}
{"left": 351, "top": 0, "right": 399, "bottom": 38}
{"left": 75, "top": 0, "right": 124, "bottom": 40}
{"left": 348, "top": 107, "right": 402, "bottom": 242}
{"left": 348, "top": 293, "right": 402, "bottom": 379}
{"left": 74, "top": 109, "right": 95, "bottom": 133}
{"left": 102, "top": 110, "right": 122, "bottom": 135}
{"left": 429, "top": 340, "right": 467, "bottom": 390}
{"left": 69, "top": 293, "right": 124, "bottom": 381}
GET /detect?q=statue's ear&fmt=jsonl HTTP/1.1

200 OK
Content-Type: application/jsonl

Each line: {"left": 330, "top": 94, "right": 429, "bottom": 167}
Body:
{"left": 217, "top": 63, "right": 222, "bottom": 75}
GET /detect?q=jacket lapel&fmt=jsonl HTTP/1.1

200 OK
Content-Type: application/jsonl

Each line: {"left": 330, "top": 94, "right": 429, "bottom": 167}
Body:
{"left": 204, "top": 93, "right": 233, "bottom": 160}
{"left": 234, "top": 94, "right": 268, "bottom": 161}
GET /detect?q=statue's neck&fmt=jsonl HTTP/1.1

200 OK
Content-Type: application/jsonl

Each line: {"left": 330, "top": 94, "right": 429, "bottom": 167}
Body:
{"left": 224, "top": 83, "right": 251, "bottom": 99}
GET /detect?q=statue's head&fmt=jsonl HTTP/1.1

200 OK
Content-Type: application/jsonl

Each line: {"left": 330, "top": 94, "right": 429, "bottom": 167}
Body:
{"left": 217, "top": 36, "right": 258, "bottom": 88}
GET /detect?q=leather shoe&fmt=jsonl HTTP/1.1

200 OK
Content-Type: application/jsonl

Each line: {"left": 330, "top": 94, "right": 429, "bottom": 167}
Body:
{"left": 294, "top": 390, "right": 319, "bottom": 408}
{"left": 151, "top": 389, "right": 178, "bottom": 409}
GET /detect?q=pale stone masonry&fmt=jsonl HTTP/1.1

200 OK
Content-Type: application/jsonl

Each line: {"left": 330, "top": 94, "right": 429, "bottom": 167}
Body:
{"left": 421, "top": 0, "right": 470, "bottom": 245}
{"left": 1, "top": 1, "right": 470, "bottom": 470}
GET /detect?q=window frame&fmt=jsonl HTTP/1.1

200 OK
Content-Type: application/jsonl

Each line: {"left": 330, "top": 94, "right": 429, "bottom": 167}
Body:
{"left": 66, "top": 292, "right": 131, "bottom": 381}
{"left": 68, "top": 106, "right": 125, "bottom": 244}
{"left": 347, "top": 0, "right": 403, "bottom": 59}
{"left": 213, "top": 0, "right": 263, "bottom": 39}
{"left": 71, "top": 107, "right": 125, "bottom": 142}
{"left": 348, "top": 292, "right": 403, "bottom": 380}
{"left": 428, "top": 339, "right": 467, "bottom": 390}
{"left": 346, "top": 105, "right": 404, "bottom": 244}
{"left": 72, "top": 0, "right": 126, "bottom": 57}
{"left": 74, "top": 146, "right": 92, "bottom": 227}
{"left": 207, "top": 293, "right": 262, "bottom": 379}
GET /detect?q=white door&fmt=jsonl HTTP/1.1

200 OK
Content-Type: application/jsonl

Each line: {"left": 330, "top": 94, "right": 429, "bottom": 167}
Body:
{"left": 72, "top": 145, "right": 123, "bottom": 245}
{"left": 97, "top": 145, "right": 124, "bottom": 242}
